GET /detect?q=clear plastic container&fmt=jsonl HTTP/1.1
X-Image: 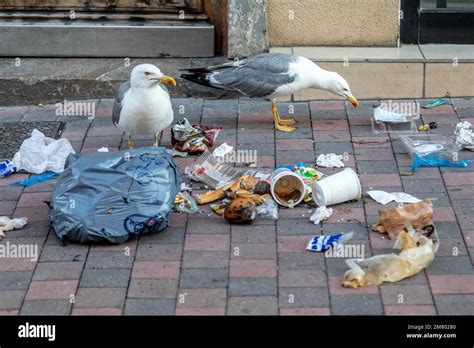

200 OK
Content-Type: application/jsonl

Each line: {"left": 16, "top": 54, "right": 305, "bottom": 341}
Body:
{"left": 400, "top": 134, "right": 460, "bottom": 160}
{"left": 371, "top": 105, "right": 420, "bottom": 134}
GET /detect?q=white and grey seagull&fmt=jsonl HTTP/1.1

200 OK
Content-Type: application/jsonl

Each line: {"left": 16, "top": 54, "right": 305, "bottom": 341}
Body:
{"left": 180, "top": 53, "right": 359, "bottom": 132}
{"left": 113, "top": 64, "right": 177, "bottom": 148}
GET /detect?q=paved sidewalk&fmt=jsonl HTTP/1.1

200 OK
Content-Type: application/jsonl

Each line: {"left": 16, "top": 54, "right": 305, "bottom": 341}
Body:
{"left": 0, "top": 97, "right": 473, "bottom": 315}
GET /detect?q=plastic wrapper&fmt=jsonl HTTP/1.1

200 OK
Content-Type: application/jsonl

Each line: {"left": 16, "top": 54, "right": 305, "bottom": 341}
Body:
{"left": 306, "top": 231, "right": 354, "bottom": 252}
{"left": 171, "top": 118, "right": 221, "bottom": 154}
{"left": 410, "top": 153, "right": 471, "bottom": 172}
{"left": 11, "top": 171, "right": 59, "bottom": 187}
{"left": 186, "top": 150, "right": 270, "bottom": 189}
{"left": 173, "top": 191, "right": 200, "bottom": 214}
{"left": 0, "top": 160, "right": 17, "bottom": 178}
{"left": 372, "top": 106, "right": 419, "bottom": 134}
{"left": 256, "top": 199, "right": 279, "bottom": 220}
{"left": 454, "top": 121, "right": 474, "bottom": 151}
{"left": 401, "top": 134, "right": 459, "bottom": 160}
{"left": 50, "top": 147, "right": 181, "bottom": 244}
{"left": 12, "top": 129, "right": 75, "bottom": 174}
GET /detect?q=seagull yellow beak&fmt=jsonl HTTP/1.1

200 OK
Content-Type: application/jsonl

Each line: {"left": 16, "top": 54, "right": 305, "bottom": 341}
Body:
{"left": 347, "top": 94, "right": 359, "bottom": 108}
{"left": 157, "top": 75, "right": 177, "bottom": 86}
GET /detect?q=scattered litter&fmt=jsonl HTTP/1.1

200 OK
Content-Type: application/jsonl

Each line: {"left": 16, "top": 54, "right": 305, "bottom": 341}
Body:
{"left": 422, "top": 98, "right": 447, "bottom": 109}
{"left": 309, "top": 206, "right": 333, "bottom": 224}
{"left": 173, "top": 191, "right": 200, "bottom": 214}
{"left": 255, "top": 198, "right": 279, "bottom": 220}
{"left": 0, "top": 217, "right": 28, "bottom": 239}
{"left": 212, "top": 142, "right": 234, "bottom": 157}
{"left": 316, "top": 153, "right": 345, "bottom": 168}
{"left": 270, "top": 168, "right": 305, "bottom": 208}
{"left": 210, "top": 201, "right": 228, "bottom": 216}
{"left": 97, "top": 147, "right": 109, "bottom": 152}
{"left": 418, "top": 122, "right": 438, "bottom": 132}
{"left": 410, "top": 153, "right": 471, "bottom": 172}
{"left": 306, "top": 231, "right": 354, "bottom": 252}
{"left": 12, "top": 129, "right": 75, "bottom": 174}
{"left": 50, "top": 147, "right": 181, "bottom": 244}
{"left": 367, "top": 190, "right": 421, "bottom": 205}
{"left": 372, "top": 199, "right": 434, "bottom": 240}
{"left": 312, "top": 168, "right": 361, "bottom": 207}
{"left": 373, "top": 107, "right": 408, "bottom": 123}
{"left": 171, "top": 118, "right": 221, "bottom": 154}
{"left": 343, "top": 227, "right": 437, "bottom": 288}
{"left": 0, "top": 160, "right": 18, "bottom": 178}
{"left": 187, "top": 150, "right": 270, "bottom": 190}
{"left": 224, "top": 197, "right": 257, "bottom": 224}
{"left": 372, "top": 106, "right": 419, "bottom": 134}
{"left": 11, "top": 171, "right": 59, "bottom": 187}
{"left": 455, "top": 121, "right": 474, "bottom": 151}
{"left": 194, "top": 175, "right": 260, "bottom": 205}
{"left": 401, "top": 134, "right": 471, "bottom": 173}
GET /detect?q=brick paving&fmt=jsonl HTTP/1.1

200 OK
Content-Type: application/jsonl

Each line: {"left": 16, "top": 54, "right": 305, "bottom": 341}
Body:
{"left": 0, "top": 97, "right": 473, "bottom": 315}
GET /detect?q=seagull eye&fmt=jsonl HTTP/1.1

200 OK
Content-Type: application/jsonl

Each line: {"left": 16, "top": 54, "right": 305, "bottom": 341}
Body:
{"left": 144, "top": 72, "right": 151, "bottom": 76}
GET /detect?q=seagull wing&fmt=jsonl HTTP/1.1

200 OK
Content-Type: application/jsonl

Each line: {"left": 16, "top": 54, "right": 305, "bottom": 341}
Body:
{"left": 112, "top": 81, "right": 131, "bottom": 127}
{"left": 181, "top": 53, "right": 298, "bottom": 98}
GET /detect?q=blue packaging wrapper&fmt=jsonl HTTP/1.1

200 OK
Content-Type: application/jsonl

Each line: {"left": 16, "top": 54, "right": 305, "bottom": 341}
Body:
{"left": 306, "top": 232, "right": 354, "bottom": 252}
{"left": 11, "top": 171, "right": 59, "bottom": 187}
{"left": 410, "top": 154, "right": 471, "bottom": 172}
{"left": 0, "top": 160, "right": 17, "bottom": 177}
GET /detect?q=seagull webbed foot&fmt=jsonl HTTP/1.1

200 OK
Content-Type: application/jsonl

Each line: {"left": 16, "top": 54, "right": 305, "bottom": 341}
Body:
{"left": 275, "top": 124, "right": 296, "bottom": 132}
{"left": 128, "top": 135, "right": 134, "bottom": 149}
{"left": 278, "top": 118, "right": 297, "bottom": 126}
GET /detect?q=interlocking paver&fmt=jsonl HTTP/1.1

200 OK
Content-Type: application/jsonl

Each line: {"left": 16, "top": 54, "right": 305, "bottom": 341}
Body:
{"left": 1, "top": 97, "right": 472, "bottom": 316}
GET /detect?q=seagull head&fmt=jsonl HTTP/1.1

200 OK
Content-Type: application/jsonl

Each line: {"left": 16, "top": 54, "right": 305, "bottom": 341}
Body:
{"left": 325, "top": 72, "right": 359, "bottom": 108}
{"left": 130, "top": 64, "right": 177, "bottom": 89}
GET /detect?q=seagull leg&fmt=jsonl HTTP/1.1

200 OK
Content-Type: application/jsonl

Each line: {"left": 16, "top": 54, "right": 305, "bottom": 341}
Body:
{"left": 128, "top": 135, "right": 134, "bottom": 149}
{"left": 272, "top": 101, "right": 297, "bottom": 126}
{"left": 271, "top": 101, "right": 295, "bottom": 132}
{"left": 153, "top": 134, "right": 159, "bottom": 147}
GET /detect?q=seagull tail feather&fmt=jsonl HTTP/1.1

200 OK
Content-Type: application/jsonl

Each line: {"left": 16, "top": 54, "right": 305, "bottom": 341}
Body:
{"left": 180, "top": 72, "right": 216, "bottom": 89}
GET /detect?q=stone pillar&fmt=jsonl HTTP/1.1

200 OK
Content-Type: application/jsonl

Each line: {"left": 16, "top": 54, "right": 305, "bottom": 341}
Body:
{"left": 227, "top": 0, "right": 268, "bottom": 58}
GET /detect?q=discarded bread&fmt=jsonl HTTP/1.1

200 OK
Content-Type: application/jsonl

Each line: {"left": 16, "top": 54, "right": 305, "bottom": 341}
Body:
{"left": 371, "top": 199, "right": 434, "bottom": 240}
{"left": 343, "top": 228, "right": 437, "bottom": 288}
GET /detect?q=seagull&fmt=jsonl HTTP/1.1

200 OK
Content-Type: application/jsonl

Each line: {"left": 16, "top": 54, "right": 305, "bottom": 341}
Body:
{"left": 180, "top": 53, "right": 359, "bottom": 132}
{"left": 113, "top": 64, "right": 177, "bottom": 148}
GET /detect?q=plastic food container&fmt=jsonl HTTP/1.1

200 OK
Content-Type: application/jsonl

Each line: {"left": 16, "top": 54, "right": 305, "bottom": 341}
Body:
{"left": 400, "top": 134, "right": 460, "bottom": 160}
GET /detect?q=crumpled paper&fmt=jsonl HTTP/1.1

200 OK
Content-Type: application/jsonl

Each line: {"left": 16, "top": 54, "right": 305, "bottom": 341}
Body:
{"left": 0, "top": 216, "right": 28, "bottom": 239}
{"left": 316, "top": 153, "right": 345, "bottom": 168}
{"left": 367, "top": 190, "right": 421, "bottom": 205}
{"left": 454, "top": 121, "right": 474, "bottom": 151}
{"left": 213, "top": 142, "right": 234, "bottom": 157}
{"left": 309, "top": 206, "right": 333, "bottom": 224}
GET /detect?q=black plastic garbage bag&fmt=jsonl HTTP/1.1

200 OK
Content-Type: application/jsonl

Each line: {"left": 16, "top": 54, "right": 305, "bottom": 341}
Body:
{"left": 50, "top": 147, "right": 181, "bottom": 244}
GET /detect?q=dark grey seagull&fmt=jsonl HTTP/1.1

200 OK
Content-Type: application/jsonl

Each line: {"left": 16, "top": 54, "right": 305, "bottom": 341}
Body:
{"left": 180, "top": 53, "right": 359, "bottom": 132}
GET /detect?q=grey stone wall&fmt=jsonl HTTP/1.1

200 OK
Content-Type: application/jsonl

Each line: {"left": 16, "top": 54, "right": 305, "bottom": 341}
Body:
{"left": 227, "top": 0, "right": 268, "bottom": 58}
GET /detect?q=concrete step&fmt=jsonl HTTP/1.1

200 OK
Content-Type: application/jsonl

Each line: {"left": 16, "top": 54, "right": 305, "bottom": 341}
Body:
{"left": 271, "top": 45, "right": 474, "bottom": 101}
{"left": 0, "top": 19, "right": 214, "bottom": 58}
{"left": 0, "top": 57, "right": 239, "bottom": 106}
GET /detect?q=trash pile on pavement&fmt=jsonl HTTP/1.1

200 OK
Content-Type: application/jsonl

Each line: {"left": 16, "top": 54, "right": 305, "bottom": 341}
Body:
{"left": 0, "top": 99, "right": 470, "bottom": 289}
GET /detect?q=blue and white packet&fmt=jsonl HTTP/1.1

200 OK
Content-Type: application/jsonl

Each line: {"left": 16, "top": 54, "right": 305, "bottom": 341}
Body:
{"left": 0, "top": 160, "right": 17, "bottom": 178}
{"left": 306, "top": 232, "right": 354, "bottom": 252}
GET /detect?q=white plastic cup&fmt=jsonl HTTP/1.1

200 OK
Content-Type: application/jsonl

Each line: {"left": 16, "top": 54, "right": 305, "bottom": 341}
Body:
{"left": 312, "top": 168, "right": 361, "bottom": 206}
{"left": 270, "top": 170, "right": 306, "bottom": 208}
